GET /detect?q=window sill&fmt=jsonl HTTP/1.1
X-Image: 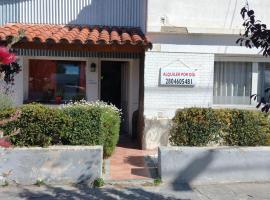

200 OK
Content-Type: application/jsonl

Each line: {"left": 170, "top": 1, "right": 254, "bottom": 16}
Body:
{"left": 212, "top": 104, "right": 257, "bottom": 110}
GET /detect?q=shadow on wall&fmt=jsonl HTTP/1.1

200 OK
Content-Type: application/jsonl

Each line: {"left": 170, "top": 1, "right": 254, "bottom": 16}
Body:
{"left": 69, "top": 0, "right": 145, "bottom": 27}
{"left": 171, "top": 150, "right": 215, "bottom": 191}
{"left": 1, "top": 0, "right": 145, "bottom": 29}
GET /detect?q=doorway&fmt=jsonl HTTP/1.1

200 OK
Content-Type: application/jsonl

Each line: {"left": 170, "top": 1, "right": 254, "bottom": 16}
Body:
{"left": 100, "top": 61, "right": 130, "bottom": 135}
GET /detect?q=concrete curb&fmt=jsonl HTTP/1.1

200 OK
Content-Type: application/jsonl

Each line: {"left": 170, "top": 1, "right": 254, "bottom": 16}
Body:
{"left": 158, "top": 146, "right": 270, "bottom": 184}
{"left": 0, "top": 146, "right": 103, "bottom": 186}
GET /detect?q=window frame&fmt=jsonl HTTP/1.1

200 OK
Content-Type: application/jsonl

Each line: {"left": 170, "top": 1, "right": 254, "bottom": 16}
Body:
{"left": 24, "top": 57, "right": 88, "bottom": 104}
{"left": 213, "top": 61, "right": 253, "bottom": 106}
{"left": 213, "top": 55, "right": 270, "bottom": 109}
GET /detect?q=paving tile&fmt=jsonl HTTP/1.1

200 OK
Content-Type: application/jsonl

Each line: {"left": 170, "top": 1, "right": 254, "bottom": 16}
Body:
{"left": 108, "top": 136, "right": 157, "bottom": 181}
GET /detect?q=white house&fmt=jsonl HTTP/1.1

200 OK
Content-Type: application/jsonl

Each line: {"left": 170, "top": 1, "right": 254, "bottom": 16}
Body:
{"left": 1, "top": 0, "right": 270, "bottom": 149}
{"left": 142, "top": 0, "right": 270, "bottom": 149}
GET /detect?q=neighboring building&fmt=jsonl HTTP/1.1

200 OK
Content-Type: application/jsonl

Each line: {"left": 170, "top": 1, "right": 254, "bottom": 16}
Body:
{"left": 142, "top": 0, "right": 270, "bottom": 149}
{"left": 1, "top": 0, "right": 270, "bottom": 149}
{"left": 0, "top": 0, "right": 149, "bottom": 142}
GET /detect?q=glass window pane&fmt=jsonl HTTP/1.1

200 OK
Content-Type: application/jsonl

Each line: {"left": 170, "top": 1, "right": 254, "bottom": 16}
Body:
{"left": 213, "top": 62, "right": 252, "bottom": 105}
{"left": 258, "top": 63, "right": 270, "bottom": 103}
{"left": 28, "top": 60, "right": 86, "bottom": 103}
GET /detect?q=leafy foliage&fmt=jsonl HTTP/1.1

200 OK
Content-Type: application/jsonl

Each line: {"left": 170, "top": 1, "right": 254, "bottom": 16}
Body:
{"left": 170, "top": 108, "right": 270, "bottom": 146}
{"left": 1, "top": 104, "right": 71, "bottom": 147}
{"left": 62, "top": 105, "right": 103, "bottom": 145}
{"left": 237, "top": 3, "right": 270, "bottom": 56}
{"left": 0, "top": 33, "right": 23, "bottom": 94}
{"left": 0, "top": 61, "right": 21, "bottom": 84}
{"left": 62, "top": 101, "right": 121, "bottom": 157}
{"left": 93, "top": 178, "right": 105, "bottom": 187}
{"left": 153, "top": 178, "right": 162, "bottom": 186}
{"left": 223, "top": 110, "right": 270, "bottom": 146}
{"left": 251, "top": 93, "right": 270, "bottom": 113}
{"left": 238, "top": 3, "right": 270, "bottom": 112}
{"left": 1, "top": 101, "right": 121, "bottom": 157}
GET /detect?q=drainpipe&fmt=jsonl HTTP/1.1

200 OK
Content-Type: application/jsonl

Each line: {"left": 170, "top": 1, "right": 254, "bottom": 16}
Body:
{"left": 137, "top": 52, "right": 145, "bottom": 149}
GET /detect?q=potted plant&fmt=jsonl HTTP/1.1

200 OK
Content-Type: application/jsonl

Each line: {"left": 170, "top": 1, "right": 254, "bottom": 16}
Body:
{"left": 55, "top": 88, "right": 64, "bottom": 104}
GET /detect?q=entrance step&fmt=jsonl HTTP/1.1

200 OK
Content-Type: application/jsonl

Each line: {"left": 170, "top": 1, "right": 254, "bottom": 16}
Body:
{"left": 105, "top": 140, "right": 158, "bottom": 181}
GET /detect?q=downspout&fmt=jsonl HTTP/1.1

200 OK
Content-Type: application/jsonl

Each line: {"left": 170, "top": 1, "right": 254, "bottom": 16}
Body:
{"left": 137, "top": 52, "right": 145, "bottom": 149}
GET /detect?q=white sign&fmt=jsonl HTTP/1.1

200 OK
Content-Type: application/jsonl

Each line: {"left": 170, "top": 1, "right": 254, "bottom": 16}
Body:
{"left": 160, "top": 67, "right": 197, "bottom": 86}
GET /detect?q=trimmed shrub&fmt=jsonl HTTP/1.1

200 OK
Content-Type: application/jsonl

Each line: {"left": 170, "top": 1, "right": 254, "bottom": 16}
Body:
{"left": 224, "top": 110, "right": 270, "bottom": 146}
{"left": 170, "top": 108, "right": 270, "bottom": 147}
{"left": 0, "top": 108, "right": 16, "bottom": 122}
{"left": 5, "top": 104, "right": 71, "bottom": 147}
{"left": 100, "top": 105, "right": 121, "bottom": 157}
{"left": 62, "top": 101, "right": 121, "bottom": 157}
{"left": 169, "top": 108, "right": 222, "bottom": 146}
{"left": 1, "top": 101, "right": 120, "bottom": 157}
{"left": 62, "top": 105, "right": 103, "bottom": 145}
{"left": 0, "top": 108, "right": 17, "bottom": 147}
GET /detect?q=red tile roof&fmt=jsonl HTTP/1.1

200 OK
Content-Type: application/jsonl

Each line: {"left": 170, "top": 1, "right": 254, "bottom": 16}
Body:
{"left": 0, "top": 23, "right": 152, "bottom": 48}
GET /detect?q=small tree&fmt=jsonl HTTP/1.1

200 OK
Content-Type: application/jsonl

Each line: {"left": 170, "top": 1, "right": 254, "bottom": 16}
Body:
{"left": 237, "top": 2, "right": 270, "bottom": 112}
{"left": 0, "top": 45, "right": 21, "bottom": 147}
{"left": 0, "top": 36, "right": 22, "bottom": 94}
{"left": 237, "top": 2, "right": 270, "bottom": 56}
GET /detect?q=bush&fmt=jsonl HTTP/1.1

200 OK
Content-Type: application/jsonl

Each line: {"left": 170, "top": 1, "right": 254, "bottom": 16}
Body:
{"left": 4, "top": 104, "right": 71, "bottom": 147}
{"left": 93, "top": 178, "right": 105, "bottom": 187}
{"left": 224, "top": 110, "right": 270, "bottom": 146}
{"left": 62, "top": 101, "right": 121, "bottom": 157}
{"left": 170, "top": 108, "right": 270, "bottom": 146}
{"left": 1, "top": 101, "right": 121, "bottom": 157}
{"left": 169, "top": 108, "right": 222, "bottom": 146}
{"left": 62, "top": 105, "right": 103, "bottom": 146}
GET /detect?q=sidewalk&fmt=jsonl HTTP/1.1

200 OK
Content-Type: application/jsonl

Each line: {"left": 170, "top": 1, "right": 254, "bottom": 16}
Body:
{"left": 1, "top": 182, "right": 270, "bottom": 200}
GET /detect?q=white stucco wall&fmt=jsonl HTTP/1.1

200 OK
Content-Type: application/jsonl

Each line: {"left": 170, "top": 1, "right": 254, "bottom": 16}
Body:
{"left": 144, "top": 32, "right": 270, "bottom": 120}
{"left": 145, "top": 0, "right": 270, "bottom": 115}
{"left": 10, "top": 56, "right": 140, "bottom": 136}
{"left": 144, "top": 52, "right": 214, "bottom": 119}
{"left": 143, "top": 0, "right": 270, "bottom": 149}
{"left": 147, "top": 0, "right": 270, "bottom": 33}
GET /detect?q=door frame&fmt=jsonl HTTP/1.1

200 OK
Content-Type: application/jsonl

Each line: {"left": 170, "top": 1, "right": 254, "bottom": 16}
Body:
{"left": 99, "top": 59, "right": 132, "bottom": 135}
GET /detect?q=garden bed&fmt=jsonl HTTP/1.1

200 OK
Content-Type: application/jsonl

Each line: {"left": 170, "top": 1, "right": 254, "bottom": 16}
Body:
{"left": 158, "top": 108, "right": 270, "bottom": 184}
{"left": 0, "top": 101, "right": 121, "bottom": 158}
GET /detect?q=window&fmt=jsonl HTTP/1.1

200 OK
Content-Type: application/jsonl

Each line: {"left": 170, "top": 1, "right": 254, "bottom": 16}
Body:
{"left": 213, "top": 62, "right": 252, "bottom": 105}
{"left": 258, "top": 63, "right": 270, "bottom": 102}
{"left": 28, "top": 60, "right": 86, "bottom": 103}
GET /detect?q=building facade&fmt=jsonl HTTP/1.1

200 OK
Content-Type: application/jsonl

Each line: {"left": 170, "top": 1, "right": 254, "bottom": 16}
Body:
{"left": 142, "top": 0, "right": 270, "bottom": 149}
{"left": 0, "top": 0, "right": 149, "bottom": 141}
{"left": 1, "top": 0, "right": 270, "bottom": 149}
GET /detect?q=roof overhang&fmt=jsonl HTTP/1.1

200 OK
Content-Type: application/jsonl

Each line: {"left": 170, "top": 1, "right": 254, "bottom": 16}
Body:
{"left": 0, "top": 23, "right": 152, "bottom": 53}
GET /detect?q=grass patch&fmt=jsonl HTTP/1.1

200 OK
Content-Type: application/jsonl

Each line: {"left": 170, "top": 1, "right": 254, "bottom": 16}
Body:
{"left": 93, "top": 178, "right": 105, "bottom": 188}
{"left": 1, "top": 180, "right": 9, "bottom": 187}
{"left": 34, "top": 179, "right": 45, "bottom": 187}
{"left": 153, "top": 178, "right": 162, "bottom": 186}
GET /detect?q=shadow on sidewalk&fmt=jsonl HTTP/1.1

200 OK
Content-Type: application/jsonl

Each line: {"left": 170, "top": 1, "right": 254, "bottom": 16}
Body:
{"left": 17, "top": 185, "right": 189, "bottom": 200}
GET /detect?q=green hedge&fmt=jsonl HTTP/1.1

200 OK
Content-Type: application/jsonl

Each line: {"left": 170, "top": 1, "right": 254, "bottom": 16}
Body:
{"left": 62, "top": 102, "right": 121, "bottom": 157}
{"left": 0, "top": 102, "right": 121, "bottom": 157}
{"left": 1, "top": 104, "right": 71, "bottom": 147}
{"left": 169, "top": 108, "right": 270, "bottom": 146}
